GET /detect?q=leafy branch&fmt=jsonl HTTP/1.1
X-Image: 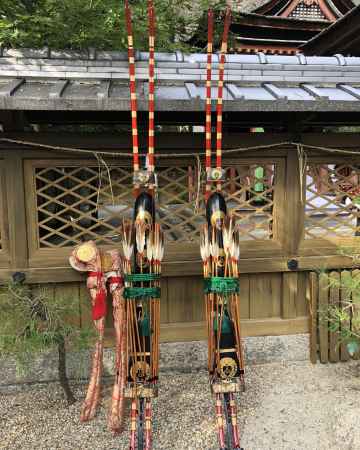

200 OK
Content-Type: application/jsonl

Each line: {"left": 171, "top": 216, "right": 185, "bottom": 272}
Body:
{"left": 1, "top": 0, "right": 227, "bottom": 51}
{"left": 0, "top": 280, "right": 95, "bottom": 405}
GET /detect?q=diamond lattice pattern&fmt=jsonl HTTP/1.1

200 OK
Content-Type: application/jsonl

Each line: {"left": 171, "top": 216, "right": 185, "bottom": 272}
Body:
{"left": 289, "top": 2, "right": 326, "bottom": 20}
{"left": 34, "top": 162, "right": 276, "bottom": 247}
{"left": 305, "top": 163, "right": 360, "bottom": 239}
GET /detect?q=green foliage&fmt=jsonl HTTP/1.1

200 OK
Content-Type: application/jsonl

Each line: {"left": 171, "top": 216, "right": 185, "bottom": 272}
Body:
{"left": 0, "top": 0, "right": 227, "bottom": 51}
{"left": 0, "top": 281, "right": 95, "bottom": 375}
{"left": 320, "top": 246, "right": 360, "bottom": 357}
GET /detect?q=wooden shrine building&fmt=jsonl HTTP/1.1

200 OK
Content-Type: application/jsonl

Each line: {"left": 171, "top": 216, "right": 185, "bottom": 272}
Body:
{"left": 231, "top": 0, "right": 355, "bottom": 54}
{"left": 302, "top": 4, "right": 360, "bottom": 55}
{"left": 1, "top": 48, "right": 360, "bottom": 342}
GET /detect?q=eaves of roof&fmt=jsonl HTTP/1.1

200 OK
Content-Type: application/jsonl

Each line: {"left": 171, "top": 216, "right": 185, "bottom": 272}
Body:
{"left": 1, "top": 49, "right": 360, "bottom": 113}
{"left": 301, "top": 4, "right": 360, "bottom": 55}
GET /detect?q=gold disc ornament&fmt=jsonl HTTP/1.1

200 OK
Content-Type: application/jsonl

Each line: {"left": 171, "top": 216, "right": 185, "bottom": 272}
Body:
{"left": 218, "top": 357, "right": 237, "bottom": 380}
{"left": 130, "top": 361, "right": 151, "bottom": 381}
{"left": 75, "top": 242, "right": 97, "bottom": 263}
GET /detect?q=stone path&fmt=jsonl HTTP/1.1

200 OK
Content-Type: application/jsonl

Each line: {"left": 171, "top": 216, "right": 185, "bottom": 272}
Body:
{"left": 1, "top": 360, "right": 360, "bottom": 449}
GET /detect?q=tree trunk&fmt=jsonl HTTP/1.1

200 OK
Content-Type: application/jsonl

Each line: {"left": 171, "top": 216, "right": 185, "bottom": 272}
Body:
{"left": 57, "top": 334, "right": 76, "bottom": 405}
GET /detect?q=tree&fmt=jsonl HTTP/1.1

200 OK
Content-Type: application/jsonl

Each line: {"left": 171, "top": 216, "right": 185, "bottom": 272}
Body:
{"left": 0, "top": 0, "right": 227, "bottom": 51}
{"left": 0, "top": 276, "right": 94, "bottom": 405}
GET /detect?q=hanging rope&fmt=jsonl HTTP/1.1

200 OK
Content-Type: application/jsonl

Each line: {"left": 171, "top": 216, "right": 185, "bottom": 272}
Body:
{"left": 297, "top": 143, "right": 307, "bottom": 204}
{"left": 2, "top": 137, "right": 360, "bottom": 158}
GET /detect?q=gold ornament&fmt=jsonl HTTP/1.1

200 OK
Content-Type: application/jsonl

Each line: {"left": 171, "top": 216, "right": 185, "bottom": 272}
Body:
{"left": 218, "top": 249, "right": 226, "bottom": 267}
{"left": 210, "top": 210, "right": 225, "bottom": 228}
{"left": 212, "top": 168, "right": 222, "bottom": 180}
{"left": 100, "top": 252, "right": 113, "bottom": 272}
{"left": 130, "top": 361, "right": 151, "bottom": 381}
{"left": 218, "top": 357, "right": 237, "bottom": 380}
{"left": 75, "top": 242, "right": 96, "bottom": 263}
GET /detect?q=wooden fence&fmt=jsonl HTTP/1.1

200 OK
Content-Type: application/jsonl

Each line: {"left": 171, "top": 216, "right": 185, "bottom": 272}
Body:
{"left": 309, "top": 270, "right": 360, "bottom": 364}
{"left": 31, "top": 272, "right": 309, "bottom": 345}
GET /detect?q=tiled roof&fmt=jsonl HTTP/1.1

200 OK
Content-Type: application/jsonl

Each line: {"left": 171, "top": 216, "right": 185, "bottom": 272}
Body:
{"left": 1, "top": 49, "right": 360, "bottom": 112}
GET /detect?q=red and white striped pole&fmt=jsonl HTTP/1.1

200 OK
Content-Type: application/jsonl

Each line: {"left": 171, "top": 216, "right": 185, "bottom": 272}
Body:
{"left": 144, "top": 398, "right": 152, "bottom": 450}
{"left": 147, "top": 0, "right": 156, "bottom": 176}
{"left": 229, "top": 392, "right": 241, "bottom": 448}
{"left": 215, "top": 7, "right": 231, "bottom": 191}
{"left": 205, "top": 9, "right": 214, "bottom": 201}
{"left": 125, "top": 0, "right": 140, "bottom": 193}
{"left": 215, "top": 393, "right": 226, "bottom": 448}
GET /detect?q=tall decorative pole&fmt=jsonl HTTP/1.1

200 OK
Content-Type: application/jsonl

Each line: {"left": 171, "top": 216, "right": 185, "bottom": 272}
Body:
{"left": 215, "top": 8, "right": 231, "bottom": 191}
{"left": 205, "top": 9, "right": 214, "bottom": 202}
{"left": 124, "top": 1, "right": 163, "bottom": 449}
{"left": 201, "top": 7, "right": 245, "bottom": 450}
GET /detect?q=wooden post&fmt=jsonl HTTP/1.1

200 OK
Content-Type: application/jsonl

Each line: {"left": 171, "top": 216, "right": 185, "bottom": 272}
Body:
{"left": 4, "top": 153, "right": 28, "bottom": 270}
{"left": 351, "top": 269, "right": 360, "bottom": 360}
{"left": 309, "top": 272, "right": 318, "bottom": 364}
{"left": 318, "top": 272, "right": 329, "bottom": 363}
{"left": 329, "top": 271, "right": 340, "bottom": 363}
{"left": 280, "top": 149, "right": 304, "bottom": 321}
{"left": 340, "top": 270, "right": 351, "bottom": 362}
{"left": 281, "top": 148, "right": 304, "bottom": 256}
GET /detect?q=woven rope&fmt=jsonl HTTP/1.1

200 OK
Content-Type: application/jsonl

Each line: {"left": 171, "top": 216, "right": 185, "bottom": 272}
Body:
{"left": 2, "top": 138, "right": 360, "bottom": 157}
{"left": 125, "top": 273, "right": 160, "bottom": 282}
{"left": 123, "top": 286, "right": 161, "bottom": 299}
{"left": 204, "top": 276, "right": 239, "bottom": 294}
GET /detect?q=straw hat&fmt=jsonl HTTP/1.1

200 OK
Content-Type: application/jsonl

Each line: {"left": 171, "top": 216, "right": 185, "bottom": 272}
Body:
{"left": 69, "top": 241, "right": 97, "bottom": 272}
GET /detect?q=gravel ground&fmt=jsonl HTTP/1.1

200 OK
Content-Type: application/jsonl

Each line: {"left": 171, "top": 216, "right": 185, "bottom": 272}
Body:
{"left": 1, "top": 360, "right": 360, "bottom": 450}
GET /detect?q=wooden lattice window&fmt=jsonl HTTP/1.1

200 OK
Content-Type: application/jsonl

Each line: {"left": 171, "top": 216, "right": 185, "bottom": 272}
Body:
{"left": 305, "top": 161, "right": 360, "bottom": 239}
{"left": 225, "top": 163, "right": 276, "bottom": 240}
{"left": 28, "top": 159, "right": 278, "bottom": 250}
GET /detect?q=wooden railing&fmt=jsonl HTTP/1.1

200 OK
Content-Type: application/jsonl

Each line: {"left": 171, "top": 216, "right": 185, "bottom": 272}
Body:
{"left": 309, "top": 270, "right": 360, "bottom": 364}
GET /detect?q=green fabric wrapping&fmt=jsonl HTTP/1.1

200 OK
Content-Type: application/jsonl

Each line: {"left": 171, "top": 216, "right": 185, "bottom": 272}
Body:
{"left": 204, "top": 277, "right": 239, "bottom": 294}
{"left": 123, "top": 286, "right": 161, "bottom": 299}
{"left": 140, "top": 314, "right": 151, "bottom": 337}
{"left": 213, "top": 312, "right": 232, "bottom": 333}
{"left": 124, "top": 273, "right": 160, "bottom": 283}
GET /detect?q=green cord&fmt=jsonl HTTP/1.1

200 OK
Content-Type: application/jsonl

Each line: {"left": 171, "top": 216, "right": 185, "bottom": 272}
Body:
{"left": 123, "top": 286, "right": 161, "bottom": 300}
{"left": 204, "top": 277, "right": 239, "bottom": 295}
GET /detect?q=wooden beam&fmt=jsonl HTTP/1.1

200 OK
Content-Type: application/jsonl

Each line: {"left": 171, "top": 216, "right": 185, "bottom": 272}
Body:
{"left": 0, "top": 253, "right": 356, "bottom": 283}
{"left": 104, "top": 317, "right": 309, "bottom": 344}
{"left": 4, "top": 154, "right": 28, "bottom": 270}
{"left": 0, "top": 111, "right": 28, "bottom": 132}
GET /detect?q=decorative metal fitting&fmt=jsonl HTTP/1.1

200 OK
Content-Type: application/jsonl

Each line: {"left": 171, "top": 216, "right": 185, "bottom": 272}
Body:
{"left": 133, "top": 170, "right": 157, "bottom": 187}
{"left": 207, "top": 167, "right": 226, "bottom": 182}
{"left": 287, "top": 259, "right": 298, "bottom": 271}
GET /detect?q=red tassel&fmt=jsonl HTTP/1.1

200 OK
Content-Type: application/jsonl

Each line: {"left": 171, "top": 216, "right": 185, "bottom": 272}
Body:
{"left": 92, "top": 288, "right": 107, "bottom": 320}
